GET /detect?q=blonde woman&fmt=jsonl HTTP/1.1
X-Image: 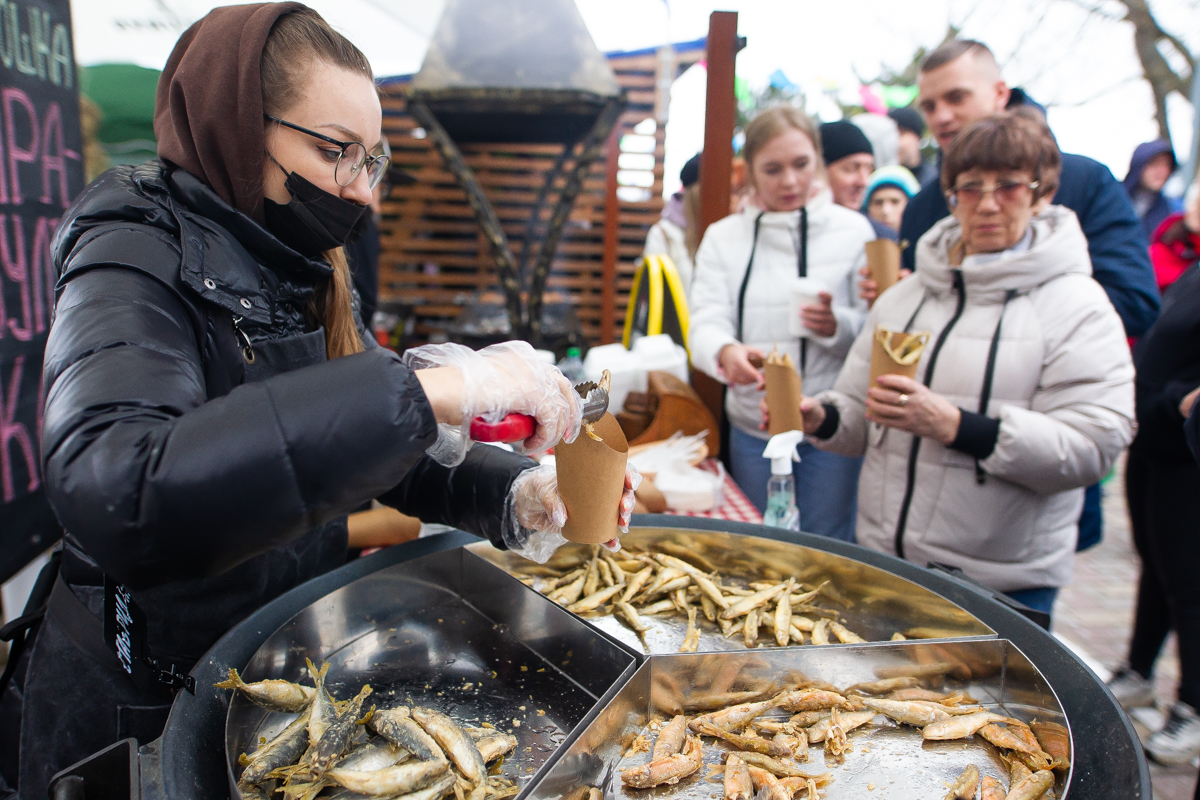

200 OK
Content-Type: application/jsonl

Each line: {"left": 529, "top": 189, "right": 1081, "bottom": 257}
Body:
{"left": 689, "top": 107, "right": 875, "bottom": 540}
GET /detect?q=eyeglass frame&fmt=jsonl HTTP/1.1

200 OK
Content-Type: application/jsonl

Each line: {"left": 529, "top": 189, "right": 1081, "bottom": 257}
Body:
{"left": 947, "top": 179, "right": 1041, "bottom": 209}
{"left": 264, "top": 114, "right": 390, "bottom": 189}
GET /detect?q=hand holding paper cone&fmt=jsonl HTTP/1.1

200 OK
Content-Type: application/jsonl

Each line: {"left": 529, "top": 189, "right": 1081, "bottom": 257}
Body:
{"left": 763, "top": 347, "right": 805, "bottom": 435}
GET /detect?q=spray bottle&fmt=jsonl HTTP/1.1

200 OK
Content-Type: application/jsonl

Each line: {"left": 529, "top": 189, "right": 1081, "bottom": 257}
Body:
{"left": 761, "top": 430, "right": 804, "bottom": 531}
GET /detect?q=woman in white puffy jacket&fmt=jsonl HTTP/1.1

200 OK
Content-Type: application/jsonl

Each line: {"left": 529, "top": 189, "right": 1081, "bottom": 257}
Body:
{"left": 795, "top": 112, "right": 1135, "bottom": 615}
{"left": 689, "top": 107, "right": 876, "bottom": 540}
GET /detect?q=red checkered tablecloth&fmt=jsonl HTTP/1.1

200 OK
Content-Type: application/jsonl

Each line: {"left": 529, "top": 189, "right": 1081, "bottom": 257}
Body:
{"left": 666, "top": 458, "right": 763, "bottom": 524}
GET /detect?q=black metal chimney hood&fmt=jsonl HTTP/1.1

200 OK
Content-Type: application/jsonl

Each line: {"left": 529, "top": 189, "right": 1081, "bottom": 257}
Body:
{"left": 406, "top": 0, "right": 626, "bottom": 343}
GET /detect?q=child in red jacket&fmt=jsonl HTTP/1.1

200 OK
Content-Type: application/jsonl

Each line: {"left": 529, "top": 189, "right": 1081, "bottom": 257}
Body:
{"left": 1151, "top": 182, "right": 1200, "bottom": 295}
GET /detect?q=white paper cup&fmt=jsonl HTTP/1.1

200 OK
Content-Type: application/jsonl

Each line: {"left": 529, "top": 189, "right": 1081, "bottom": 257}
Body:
{"left": 787, "top": 277, "right": 829, "bottom": 338}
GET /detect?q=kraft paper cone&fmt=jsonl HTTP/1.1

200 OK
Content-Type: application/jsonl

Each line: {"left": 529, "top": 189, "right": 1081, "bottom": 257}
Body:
{"left": 868, "top": 327, "right": 930, "bottom": 388}
{"left": 556, "top": 413, "right": 629, "bottom": 544}
{"left": 865, "top": 239, "right": 901, "bottom": 296}
{"left": 764, "top": 349, "right": 804, "bottom": 435}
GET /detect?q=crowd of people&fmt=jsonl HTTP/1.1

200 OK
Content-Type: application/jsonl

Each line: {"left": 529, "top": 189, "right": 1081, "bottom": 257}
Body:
{"left": 654, "top": 38, "right": 1200, "bottom": 771}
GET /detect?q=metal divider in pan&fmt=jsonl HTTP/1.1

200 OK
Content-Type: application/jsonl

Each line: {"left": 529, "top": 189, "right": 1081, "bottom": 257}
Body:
{"left": 524, "top": 639, "right": 1073, "bottom": 800}
{"left": 224, "top": 547, "right": 640, "bottom": 799}
{"left": 468, "top": 528, "right": 995, "bottom": 655}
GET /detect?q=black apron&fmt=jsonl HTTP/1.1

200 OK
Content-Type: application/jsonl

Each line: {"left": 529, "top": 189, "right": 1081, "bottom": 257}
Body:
{"left": 17, "top": 328, "right": 349, "bottom": 800}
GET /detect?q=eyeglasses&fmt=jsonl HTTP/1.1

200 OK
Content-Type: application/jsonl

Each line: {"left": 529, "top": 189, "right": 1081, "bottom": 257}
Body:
{"left": 265, "top": 114, "right": 390, "bottom": 189}
{"left": 948, "top": 180, "right": 1039, "bottom": 208}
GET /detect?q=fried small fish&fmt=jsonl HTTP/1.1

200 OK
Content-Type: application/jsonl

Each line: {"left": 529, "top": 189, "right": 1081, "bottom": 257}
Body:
{"left": 327, "top": 760, "right": 450, "bottom": 796}
{"left": 691, "top": 719, "right": 791, "bottom": 758}
{"left": 1030, "top": 721, "right": 1071, "bottom": 770}
{"left": 980, "top": 774, "right": 1007, "bottom": 800}
{"left": 721, "top": 584, "right": 788, "bottom": 620}
{"left": 216, "top": 668, "right": 315, "bottom": 712}
{"left": 743, "top": 609, "right": 760, "bottom": 648}
{"left": 309, "top": 683, "right": 373, "bottom": 778}
{"left": 843, "top": 677, "right": 918, "bottom": 696}
{"left": 334, "top": 738, "right": 408, "bottom": 772}
{"left": 371, "top": 707, "right": 445, "bottom": 762}
{"left": 653, "top": 715, "right": 689, "bottom": 760}
{"left": 923, "top": 711, "right": 1022, "bottom": 741}
{"left": 547, "top": 574, "right": 587, "bottom": 606}
{"left": 943, "top": 764, "right": 979, "bottom": 800}
{"left": 475, "top": 733, "right": 518, "bottom": 764}
{"left": 822, "top": 708, "right": 848, "bottom": 757}
{"left": 722, "top": 751, "right": 810, "bottom": 778}
{"left": 828, "top": 621, "right": 865, "bottom": 644}
{"left": 568, "top": 583, "right": 625, "bottom": 613}
{"left": 774, "top": 580, "right": 794, "bottom": 647}
{"left": 680, "top": 606, "right": 700, "bottom": 653}
{"left": 239, "top": 707, "right": 312, "bottom": 785}
{"left": 412, "top": 708, "right": 487, "bottom": 786}
{"left": 744, "top": 765, "right": 790, "bottom": 800}
{"left": 862, "top": 697, "right": 951, "bottom": 728}
{"left": 806, "top": 710, "right": 875, "bottom": 743}
{"left": 689, "top": 699, "right": 777, "bottom": 731}
{"left": 723, "top": 753, "right": 753, "bottom": 800}
{"left": 1005, "top": 770, "right": 1054, "bottom": 800}
{"left": 620, "top": 566, "right": 655, "bottom": 603}
{"left": 773, "top": 689, "right": 854, "bottom": 713}
{"left": 621, "top": 734, "right": 703, "bottom": 788}
{"left": 614, "top": 601, "right": 649, "bottom": 635}
{"left": 809, "top": 619, "right": 830, "bottom": 646}
{"left": 306, "top": 660, "right": 337, "bottom": 747}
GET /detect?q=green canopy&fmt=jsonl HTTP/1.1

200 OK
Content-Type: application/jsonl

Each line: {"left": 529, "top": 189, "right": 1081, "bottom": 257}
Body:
{"left": 80, "top": 63, "right": 160, "bottom": 164}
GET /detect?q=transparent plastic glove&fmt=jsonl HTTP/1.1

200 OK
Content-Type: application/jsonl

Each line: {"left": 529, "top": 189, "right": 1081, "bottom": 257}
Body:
{"left": 403, "top": 341, "right": 582, "bottom": 466}
{"left": 502, "top": 464, "right": 641, "bottom": 563}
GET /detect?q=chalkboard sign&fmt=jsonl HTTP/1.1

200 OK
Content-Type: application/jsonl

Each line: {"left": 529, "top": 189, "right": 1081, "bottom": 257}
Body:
{"left": 0, "top": 0, "right": 83, "bottom": 582}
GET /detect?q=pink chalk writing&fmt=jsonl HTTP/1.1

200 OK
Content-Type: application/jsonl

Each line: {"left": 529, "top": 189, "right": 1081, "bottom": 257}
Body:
{"left": 0, "top": 354, "right": 39, "bottom": 503}
{"left": 0, "top": 214, "right": 56, "bottom": 340}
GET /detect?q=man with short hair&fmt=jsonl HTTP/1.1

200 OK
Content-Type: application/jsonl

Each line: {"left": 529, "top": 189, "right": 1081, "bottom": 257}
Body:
{"left": 888, "top": 106, "right": 937, "bottom": 186}
{"left": 898, "top": 39, "right": 1159, "bottom": 338}
{"left": 819, "top": 120, "right": 897, "bottom": 241}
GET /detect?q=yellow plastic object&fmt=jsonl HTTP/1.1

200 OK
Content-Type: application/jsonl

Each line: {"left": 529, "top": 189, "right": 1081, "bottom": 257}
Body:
{"left": 622, "top": 254, "right": 690, "bottom": 353}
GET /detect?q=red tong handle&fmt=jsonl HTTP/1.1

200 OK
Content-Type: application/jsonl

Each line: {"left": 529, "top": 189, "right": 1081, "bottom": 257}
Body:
{"left": 469, "top": 413, "right": 536, "bottom": 443}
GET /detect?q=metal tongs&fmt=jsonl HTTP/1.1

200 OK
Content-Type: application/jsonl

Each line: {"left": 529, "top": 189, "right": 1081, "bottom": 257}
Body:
{"left": 469, "top": 378, "right": 610, "bottom": 444}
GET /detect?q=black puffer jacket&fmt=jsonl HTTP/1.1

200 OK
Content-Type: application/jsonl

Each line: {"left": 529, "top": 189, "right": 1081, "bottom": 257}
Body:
{"left": 43, "top": 161, "right": 533, "bottom": 658}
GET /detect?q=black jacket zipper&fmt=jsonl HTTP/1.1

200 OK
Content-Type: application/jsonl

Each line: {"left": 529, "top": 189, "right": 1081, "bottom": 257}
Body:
{"left": 893, "top": 269, "right": 967, "bottom": 559}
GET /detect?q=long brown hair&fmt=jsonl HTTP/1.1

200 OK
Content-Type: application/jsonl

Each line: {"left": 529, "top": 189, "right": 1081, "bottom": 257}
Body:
{"left": 742, "top": 107, "right": 824, "bottom": 180}
{"left": 261, "top": 8, "right": 372, "bottom": 360}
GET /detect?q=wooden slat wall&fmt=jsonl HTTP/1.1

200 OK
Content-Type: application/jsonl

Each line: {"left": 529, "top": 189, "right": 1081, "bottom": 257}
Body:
{"left": 378, "top": 47, "right": 700, "bottom": 345}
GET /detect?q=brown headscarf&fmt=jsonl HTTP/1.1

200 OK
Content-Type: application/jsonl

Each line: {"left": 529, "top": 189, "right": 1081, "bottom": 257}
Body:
{"left": 155, "top": 2, "right": 306, "bottom": 222}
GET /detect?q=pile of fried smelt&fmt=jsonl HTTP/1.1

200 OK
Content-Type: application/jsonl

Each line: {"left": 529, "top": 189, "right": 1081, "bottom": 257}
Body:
{"left": 614, "top": 676, "right": 1070, "bottom": 800}
{"left": 218, "top": 660, "right": 519, "bottom": 800}
{"left": 515, "top": 545, "right": 879, "bottom": 652}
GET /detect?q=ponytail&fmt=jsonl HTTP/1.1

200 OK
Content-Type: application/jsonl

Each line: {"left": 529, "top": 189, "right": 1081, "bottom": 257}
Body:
{"left": 314, "top": 247, "right": 364, "bottom": 359}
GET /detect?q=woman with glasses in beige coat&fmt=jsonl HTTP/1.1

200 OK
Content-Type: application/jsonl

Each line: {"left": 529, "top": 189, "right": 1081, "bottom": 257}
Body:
{"left": 781, "top": 111, "right": 1135, "bottom": 616}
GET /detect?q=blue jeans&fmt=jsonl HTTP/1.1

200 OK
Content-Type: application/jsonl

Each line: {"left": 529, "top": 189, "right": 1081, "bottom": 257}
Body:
{"left": 1004, "top": 587, "right": 1058, "bottom": 615}
{"left": 729, "top": 426, "right": 862, "bottom": 543}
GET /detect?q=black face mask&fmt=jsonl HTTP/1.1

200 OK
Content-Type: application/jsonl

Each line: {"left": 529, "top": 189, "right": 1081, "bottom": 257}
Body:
{"left": 262, "top": 163, "right": 369, "bottom": 258}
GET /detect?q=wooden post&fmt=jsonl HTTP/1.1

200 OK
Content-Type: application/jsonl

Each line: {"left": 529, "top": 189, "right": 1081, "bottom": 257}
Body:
{"left": 600, "top": 124, "right": 621, "bottom": 344}
{"left": 691, "top": 10, "right": 743, "bottom": 461}
{"left": 698, "top": 11, "right": 739, "bottom": 237}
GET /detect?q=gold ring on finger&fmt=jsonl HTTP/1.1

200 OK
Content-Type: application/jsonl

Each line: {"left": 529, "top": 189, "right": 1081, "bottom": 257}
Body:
{"left": 899, "top": 393, "right": 909, "bottom": 406}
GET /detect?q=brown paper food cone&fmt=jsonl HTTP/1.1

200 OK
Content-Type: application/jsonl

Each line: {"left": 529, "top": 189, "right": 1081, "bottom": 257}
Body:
{"left": 555, "top": 413, "right": 629, "bottom": 544}
{"left": 865, "top": 239, "right": 901, "bottom": 296}
{"left": 764, "top": 349, "right": 804, "bottom": 436}
{"left": 868, "top": 326, "right": 930, "bottom": 388}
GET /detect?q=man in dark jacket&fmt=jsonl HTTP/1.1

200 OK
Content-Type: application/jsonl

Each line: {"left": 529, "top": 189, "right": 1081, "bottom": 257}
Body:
{"left": 894, "top": 39, "right": 1161, "bottom": 555}
{"left": 898, "top": 39, "right": 1160, "bottom": 338}
{"left": 1125, "top": 139, "right": 1183, "bottom": 243}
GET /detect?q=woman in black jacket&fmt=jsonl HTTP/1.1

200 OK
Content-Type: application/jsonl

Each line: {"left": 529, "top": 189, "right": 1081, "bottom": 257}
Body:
{"left": 21, "top": 5, "right": 631, "bottom": 795}
{"left": 1106, "top": 185, "right": 1200, "bottom": 766}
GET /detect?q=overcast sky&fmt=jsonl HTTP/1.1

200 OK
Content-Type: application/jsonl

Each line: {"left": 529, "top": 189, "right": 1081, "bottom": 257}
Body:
{"left": 72, "top": 0, "right": 1197, "bottom": 182}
